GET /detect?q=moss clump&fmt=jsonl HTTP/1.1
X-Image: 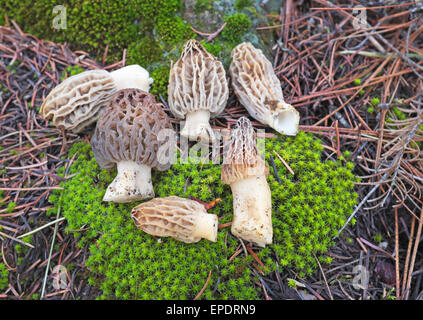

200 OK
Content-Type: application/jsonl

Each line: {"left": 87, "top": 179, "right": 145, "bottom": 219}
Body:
{"left": 0, "top": 263, "right": 9, "bottom": 290}
{"left": 149, "top": 66, "right": 170, "bottom": 100}
{"left": 127, "top": 37, "right": 163, "bottom": 67}
{"left": 48, "top": 131, "right": 357, "bottom": 298}
{"left": 263, "top": 132, "right": 358, "bottom": 277}
{"left": 221, "top": 13, "right": 252, "bottom": 44}
{"left": 156, "top": 16, "right": 195, "bottom": 46}
{"left": 0, "top": 0, "right": 192, "bottom": 64}
{"left": 49, "top": 142, "right": 258, "bottom": 300}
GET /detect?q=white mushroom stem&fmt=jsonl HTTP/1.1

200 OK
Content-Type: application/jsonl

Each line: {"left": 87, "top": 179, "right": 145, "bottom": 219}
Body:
{"left": 180, "top": 109, "right": 215, "bottom": 142}
{"left": 264, "top": 102, "right": 300, "bottom": 136}
{"left": 192, "top": 213, "right": 218, "bottom": 242}
{"left": 110, "top": 65, "right": 153, "bottom": 92}
{"left": 103, "top": 161, "right": 154, "bottom": 203}
{"left": 229, "top": 174, "right": 273, "bottom": 247}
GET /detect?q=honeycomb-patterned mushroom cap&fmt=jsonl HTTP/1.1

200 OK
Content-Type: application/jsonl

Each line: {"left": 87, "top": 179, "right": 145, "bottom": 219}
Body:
{"left": 131, "top": 196, "right": 218, "bottom": 243}
{"left": 168, "top": 39, "right": 229, "bottom": 119}
{"left": 40, "top": 70, "right": 117, "bottom": 133}
{"left": 221, "top": 117, "right": 268, "bottom": 185}
{"left": 229, "top": 42, "right": 299, "bottom": 136}
{"left": 91, "top": 89, "right": 173, "bottom": 171}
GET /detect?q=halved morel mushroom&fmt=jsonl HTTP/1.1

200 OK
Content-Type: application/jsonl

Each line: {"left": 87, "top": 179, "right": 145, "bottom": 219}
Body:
{"left": 229, "top": 42, "right": 299, "bottom": 136}
{"left": 40, "top": 65, "right": 153, "bottom": 133}
{"left": 91, "top": 88, "right": 173, "bottom": 203}
{"left": 168, "top": 39, "right": 229, "bottom": 142}
{"left": 131, "top": 196, "right": 218, "bottom": 243}
{"left": 221, "top": 117, "right": 272, "bottom": 247}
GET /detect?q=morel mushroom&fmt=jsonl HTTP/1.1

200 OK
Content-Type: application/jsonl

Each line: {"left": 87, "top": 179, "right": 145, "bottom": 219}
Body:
{"left": 40, "top": 65, "right": 152, "bottom": 133}
{"left": 229, "top": 42, "right": 299, "bottom": 136}
{"left": 221, "top": 117, "right": 272, "bottom": 247}
{"left": 91, "top": 89, "right": 173, "bottom": 203}
{"left": 168, "top": 39, "right": 228, "bottom": 141}
{"left": 40, "top": 70, "right": 117, "bottom": 133}
{"left": 131, "top": 196, "right": 218, "bottom": 243}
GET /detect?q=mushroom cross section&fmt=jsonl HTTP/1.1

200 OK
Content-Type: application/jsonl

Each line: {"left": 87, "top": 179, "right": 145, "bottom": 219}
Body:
{"left": 168, "top": 39, "right": 229, "bottom": 142}
{"left": 221, "top": 117, "right": 272, "bottom": 247}
{"left": 131, "top": 196, "right": 218, "bottom": 243}
{"left": 229, "top": 42, "right": 300, "bottom": 136}
{"left": 91, "top": 88, "right": 173, "bottom": 203}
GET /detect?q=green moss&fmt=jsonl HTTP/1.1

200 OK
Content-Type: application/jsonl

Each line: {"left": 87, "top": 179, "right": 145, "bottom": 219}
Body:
{"left": 0, "top": 263, "right": 9, "bottom": 290}
{"left": 127, "top": 37, "right": 163, "bottom": 67}
{"left": 221, "top": 13, "right": 252, "bottom": 44}
{"left": 0, "top": 0, "right": 191, "bottom": 64}
{"left": 6, "top": 202, "right": 16, "bottom": 213}
{"left": 262, "top": 132, "right": 358, "bottom": 277}
{"left": 149, "top": 66, "right": 170, "bottom": 100}
{"left": 195, "top": 0, "right": 214, "bottom": 14}
{"left": 371, "top": 97, "right": 380, "bottom": 106}
{"left": 48, "top": 131, "right": 357, "bottom": 298}
{"left": 353, "top": 78, "right": 361, "bottom": 86}
{"left": 156, "top": 16, "right": 195, "bottom": 45}
{"left": 200, "top": 40, "right": 224, "bottom": 58}
{"left": 235, "top": 0, "right": 252, "bottom": 11}
{"left": 49, "top": 142, "right": 258, "bottom": 300}
{"left": 60, "top": 65, "right": 84, "bottom": 82}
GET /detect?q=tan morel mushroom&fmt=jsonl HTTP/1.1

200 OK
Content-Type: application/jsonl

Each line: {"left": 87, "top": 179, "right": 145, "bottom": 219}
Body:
{"left": 229, "top": 42, "right": 299, "bottom": 136}
{"left": 40, "top": 65, "right": 152, "bottom": 133}
{"left": 221, "top": 117, "right": 272, "bottom": 247}
{"left": 168, "top": 39, "right": 229, "bottom": 141}
{"left": 91, "top": 88, "right": 173, "bottom": 203}
{"left": 131, "top": 196, "right": 218, "bottom": 243}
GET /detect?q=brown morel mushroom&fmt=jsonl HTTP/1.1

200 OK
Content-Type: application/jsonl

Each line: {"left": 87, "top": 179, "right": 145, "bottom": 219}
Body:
{"left": 40, "top": 65, "right": 152, "bottom": 133}
{"left": 168, "top": 39, "right": 228, "bottom": 141}
{"left": 131, "top": 196, "right": 218, "bottom": 243}
{"left": 91, "top": 88, "right": 173, "bottom": 203}
{"left": 229, "top": 42, "right": 299, "bottom": 136}
{"left": 221, "top": 117, "right": 272, "bottom": 247}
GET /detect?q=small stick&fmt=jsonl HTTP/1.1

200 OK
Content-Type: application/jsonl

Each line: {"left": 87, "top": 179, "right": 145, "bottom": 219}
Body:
{"left": 394, "top": 207, "right": 400, "bottom": 300}
{"left": 314, "top": 254, "right": 333, "bottom": 300}
{"left": 273, "top": 150, "right": 295, "bottom": 175}
{"left": 194, "top": 270, "right": 212, "bottom": 300}
{"left": 404, "top": 205, "right": 423, "bottom": 300}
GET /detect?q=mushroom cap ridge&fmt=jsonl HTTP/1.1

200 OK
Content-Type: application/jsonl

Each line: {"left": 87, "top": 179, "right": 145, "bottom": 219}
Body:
{"left": 40, "top": 69, "right": 117, "bottom": 133}
{"left": 168, "top": 39, "right": 229, "bottom": 119}
{"left": 221, "top": 117, "right": 268, "bottom": 185}
{"left": 91, "top": 88, "right": 173, "bottom": 171}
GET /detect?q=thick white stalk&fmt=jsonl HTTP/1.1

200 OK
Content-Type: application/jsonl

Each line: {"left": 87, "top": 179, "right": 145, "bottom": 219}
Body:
{"left": 109, "top": 65, "right": 153, "bottom": 92}
{"left": 103, "top": 161, "right": 154, "bottom": 203}
{"left": 192, "top": 213, "right": 218, "bottom": 242}
{"left": 181, "top": 109, "right": 214, "bottom": 142}
{"left": 230, "top": 174, "right": 273, "bottom": 247}
{"left": 265, "top": 101, "right": 299, "bottom": 136}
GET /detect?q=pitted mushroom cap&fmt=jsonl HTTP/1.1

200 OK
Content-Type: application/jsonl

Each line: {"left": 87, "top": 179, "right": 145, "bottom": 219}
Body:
{"left": 229, "top": 42, "right": 299, "bottom": 135}
{"left": 40, "top": 70, "right": 117, "bottom": 133}
{"left": 168, "top": 39, "right": 229, "bottom": 119}
{"left": 221, "top": 117, "right": 268, "bottom": 185}
{"left": 91, "top": 88, "right": 173, "bottom": 171}
{"left": 131, "top": 196, "right": 218, "bottom": 243}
